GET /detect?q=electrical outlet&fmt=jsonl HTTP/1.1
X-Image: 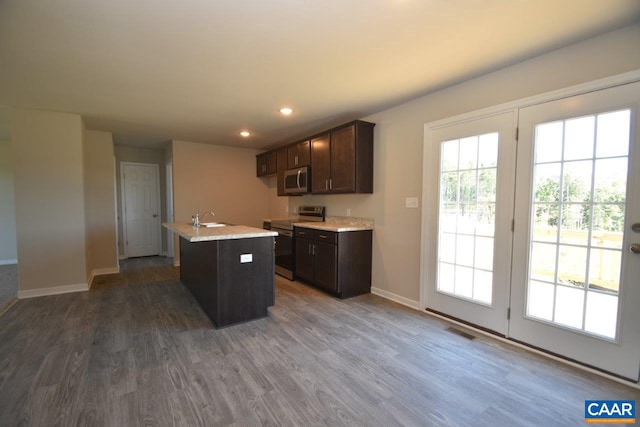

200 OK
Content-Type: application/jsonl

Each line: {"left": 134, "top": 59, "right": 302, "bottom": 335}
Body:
{"left": 406, "top": 197, "right": 419, "bottom": 209}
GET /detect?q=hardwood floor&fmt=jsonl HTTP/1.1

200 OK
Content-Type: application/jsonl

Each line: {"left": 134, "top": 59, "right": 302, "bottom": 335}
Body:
{"left": 0, "top": 263, "right": 18, "bottom": 315}
{"left": 0, "top": 257, "right": 638, "bottom": 426}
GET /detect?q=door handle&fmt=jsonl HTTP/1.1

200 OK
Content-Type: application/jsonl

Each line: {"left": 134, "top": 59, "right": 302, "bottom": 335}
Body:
{"left": 630, "top": 244, "right": 640, "bottom": 254}
{"left": 632, "top": 223, "right": 640, "bottom": 233}
{"left": 152, "top": 214, "right": 158, "bottom": 218}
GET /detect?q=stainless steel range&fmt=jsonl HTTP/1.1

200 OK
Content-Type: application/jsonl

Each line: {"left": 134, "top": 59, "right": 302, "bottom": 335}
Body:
{"left": 270, "top": 206, "right": 325, "bottom": 280}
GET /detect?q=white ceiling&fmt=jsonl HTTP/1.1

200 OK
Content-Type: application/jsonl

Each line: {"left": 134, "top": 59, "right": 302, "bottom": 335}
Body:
{"left": 1, "top": 0, "right": 639, "bottom": 149}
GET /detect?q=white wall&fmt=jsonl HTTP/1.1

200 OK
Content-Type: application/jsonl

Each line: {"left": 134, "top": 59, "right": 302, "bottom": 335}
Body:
{"left": 291, "top": 23, "right": 640, "bottom": 304}
{"left": 84, "top": 130, "right": 118, "bottom": 276}
{"left": 172, "top": 140, "right": 270, "bottom": 263}
{"left": 0, "top": 139, "right": 17, "bottom": 264}
{"left": 266, "top": 176, "right": 289, "bottom": 219}
{"left": 11, "top": 108, "right": 88, "bottom": 293}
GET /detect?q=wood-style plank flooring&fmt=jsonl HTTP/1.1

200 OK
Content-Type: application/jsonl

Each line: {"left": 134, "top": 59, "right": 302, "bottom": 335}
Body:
{"left": 0, "top": 263, "right": 18, "bottom": 315}
{"left": 0, "top": 257, "right": 638, "bottom": 426}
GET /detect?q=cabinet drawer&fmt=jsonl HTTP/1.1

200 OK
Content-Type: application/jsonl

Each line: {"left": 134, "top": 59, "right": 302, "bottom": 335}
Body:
{"left": 295, "top": 227, "right": 313, "bottom": 239}
{"left": 314, "top": 230, "right": 337, "bottom": 244}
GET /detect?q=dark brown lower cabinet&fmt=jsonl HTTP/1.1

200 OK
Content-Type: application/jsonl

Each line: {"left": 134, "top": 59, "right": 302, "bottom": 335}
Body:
{"left": 294, "top": 235, "right": 314, "bottom": 283}
{"left": 294, "top": 227, "right": 372, "bottom": 299}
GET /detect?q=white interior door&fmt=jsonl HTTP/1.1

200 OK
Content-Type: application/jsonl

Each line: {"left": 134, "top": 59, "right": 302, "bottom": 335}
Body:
{"left": 510, "top": 82, "right": 640, "bottom": 380}
{"left": 425, "top": 111, "right": 516, "bottom": 334}
{"left": 122, "top": 162, "right": 161, "bottom": 258}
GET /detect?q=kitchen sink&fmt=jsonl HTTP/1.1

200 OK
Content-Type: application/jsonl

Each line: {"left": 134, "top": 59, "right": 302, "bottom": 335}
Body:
{"left": 200, "top": 222, "right": 226, "bottom": 228}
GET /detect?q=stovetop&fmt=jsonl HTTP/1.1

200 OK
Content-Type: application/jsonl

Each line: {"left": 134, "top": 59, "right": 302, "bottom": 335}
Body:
{"left": 271, "top": 206, "right": 325, "bottom": 230}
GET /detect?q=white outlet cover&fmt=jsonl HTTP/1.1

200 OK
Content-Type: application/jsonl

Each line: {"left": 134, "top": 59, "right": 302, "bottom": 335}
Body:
{"left": 240, "top": 253, "right": 253, "bottom": 263}
{"left": 406, "top": 197, "right": 419, "bottom": 208}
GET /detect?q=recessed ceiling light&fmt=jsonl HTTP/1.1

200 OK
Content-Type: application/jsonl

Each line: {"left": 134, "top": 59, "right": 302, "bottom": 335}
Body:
{"left": 280, "top": 107, "right": 293, "bottom": 116}
{"left": 240, "top": 130, "right": 251, "bottom": 137}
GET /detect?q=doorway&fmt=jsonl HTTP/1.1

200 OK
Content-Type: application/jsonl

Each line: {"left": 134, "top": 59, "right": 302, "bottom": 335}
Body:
{"left": 422, "top": 78, "right": 640, "bottom": 380}
{"left": 121, "top": 162, "right": 162, "bottom": 258}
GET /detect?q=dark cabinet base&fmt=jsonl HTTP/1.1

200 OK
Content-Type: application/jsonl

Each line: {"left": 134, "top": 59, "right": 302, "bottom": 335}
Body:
{"left": 294, "top": 229, "right": 372, "bottom": 300}
{"left": 180, "top": 236, "right": 275, "bottom": 328}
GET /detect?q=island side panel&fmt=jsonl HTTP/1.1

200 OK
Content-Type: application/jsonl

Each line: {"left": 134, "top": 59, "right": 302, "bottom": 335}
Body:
{"left": 179, "top": 238, "right": 220, "bottom": 326}
{"left": 217, "top": 236, "right": 275, "bottom": 327}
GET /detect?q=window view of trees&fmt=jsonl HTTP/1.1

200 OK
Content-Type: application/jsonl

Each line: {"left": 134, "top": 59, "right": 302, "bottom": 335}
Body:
{"left": 534, "top": 174, "right": 626, "bottom": 232}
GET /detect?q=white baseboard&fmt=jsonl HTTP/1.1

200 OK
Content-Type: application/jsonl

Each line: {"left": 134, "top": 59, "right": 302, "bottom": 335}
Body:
{"left": 0, "top": 259, "right": 18, "bottom": 266}
{"left": 18, "top": 283, "right": 89, "bottom": 299}
{"left": 370, "top": 287, "right": 420, "bottom": 310}
{"left": 93, "top": 267, "right": 120, "bottom": 276}
{"left": 88, "top": 266, "right": 120, "bottom": 289}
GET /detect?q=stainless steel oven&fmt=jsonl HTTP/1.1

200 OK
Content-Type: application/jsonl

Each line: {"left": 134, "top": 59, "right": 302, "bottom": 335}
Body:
{"left": 268, "top": 206, "right": 325, "bottom": 280}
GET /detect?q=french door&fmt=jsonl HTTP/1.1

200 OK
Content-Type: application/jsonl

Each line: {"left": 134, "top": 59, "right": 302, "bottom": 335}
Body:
{"left": 510, "top": 82, "right": 640, "bottom": 380}
{"left": 425, "top": 80, "right": 640, "bottom": 380}
{"left": 425, "top": 112, "right": 516, "bottom": 335}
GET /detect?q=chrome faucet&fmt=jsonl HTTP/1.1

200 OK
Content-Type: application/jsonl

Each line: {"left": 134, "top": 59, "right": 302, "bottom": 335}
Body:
{"left": 192, "top": 210, "right": 215, "bottom": 227}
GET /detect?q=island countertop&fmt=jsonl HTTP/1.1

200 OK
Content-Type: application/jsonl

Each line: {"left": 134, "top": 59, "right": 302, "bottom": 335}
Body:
{"left": 163, "top": 222, "right": 277, "bottom": 242}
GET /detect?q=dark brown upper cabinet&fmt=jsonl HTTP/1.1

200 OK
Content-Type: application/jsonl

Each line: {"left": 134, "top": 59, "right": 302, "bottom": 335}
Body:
{"left": 311, "top": 121, "right": 374, "bottom": 194}
{"left": 287, "top": 140, "right": 310, "bottom": 169}
{"left": 257, "top": 119, "right": 374, "bottom": 195}
{"left": 256, "top": 150, "right": 277, "bottom": 177}
{"left": 310, "top": 133, "right": 331, "bottom": 193}
{"left": 276, "top": 147, "right": 288, "bottom": 196}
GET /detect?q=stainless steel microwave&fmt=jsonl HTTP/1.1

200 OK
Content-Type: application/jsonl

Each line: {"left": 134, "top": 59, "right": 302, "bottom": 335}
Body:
{"left": 284, "top": 166, "right": 310, "bottom": 194}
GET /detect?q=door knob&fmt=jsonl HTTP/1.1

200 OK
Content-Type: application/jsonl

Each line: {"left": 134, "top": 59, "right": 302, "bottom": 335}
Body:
{"left": 152, "top": 214, "right": 158, "bottom": 218}
{"left": 632, "top": 223, "right": 640, "bottom": 233}
{"left": 630, "top": 243, "right": 640, "bottom": 254}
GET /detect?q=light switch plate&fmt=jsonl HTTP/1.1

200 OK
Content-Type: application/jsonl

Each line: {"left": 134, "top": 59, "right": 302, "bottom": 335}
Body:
{"left": 406, "top": 197, "right": 419, "bottom": 209}
{"left": 240, "top": 253, "right": 253, "bottom": 263}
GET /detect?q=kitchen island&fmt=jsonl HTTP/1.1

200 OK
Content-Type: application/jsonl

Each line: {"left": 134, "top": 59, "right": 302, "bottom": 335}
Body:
{"left": 163, "top": 222, "right": 278, "bottom": 328}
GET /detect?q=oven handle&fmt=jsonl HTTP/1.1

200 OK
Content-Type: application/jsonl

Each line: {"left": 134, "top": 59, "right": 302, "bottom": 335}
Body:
{"left": 273, "top": 228, "right": 293, "bottom": 237}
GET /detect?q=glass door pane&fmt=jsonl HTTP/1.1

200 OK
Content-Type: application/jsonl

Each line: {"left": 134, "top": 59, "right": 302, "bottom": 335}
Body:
{"left": 438, "top": 133, "right": 498, "bottom": 305}
{"left": 527, "top": 110, "right": 630, "bottom": 339}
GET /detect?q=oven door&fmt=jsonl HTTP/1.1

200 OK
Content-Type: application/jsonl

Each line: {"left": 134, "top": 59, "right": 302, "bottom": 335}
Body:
{"left": 273, "top": 228, "right": 294, "bottom": 280}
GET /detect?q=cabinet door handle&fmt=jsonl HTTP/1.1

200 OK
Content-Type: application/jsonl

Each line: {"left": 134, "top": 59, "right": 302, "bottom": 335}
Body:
{"left": 295, "top": 155, "right": 298, "bottom": 165}
{"left": 329, "top": 179, "right": 333, "bottom": 190}
{"left": 308, "top": 243, "right": 312, "bottom": 255}
{"left": 312, "top": 244, "right": 315, "bottom": 255}
{"left": 318, "top": 235, "right": 327, "bottom": 239}
{"left": 325, "top": 179, "right": 328, "bottom": 190}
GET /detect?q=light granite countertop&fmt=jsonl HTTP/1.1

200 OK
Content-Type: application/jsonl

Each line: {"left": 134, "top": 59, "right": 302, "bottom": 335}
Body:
{"left": 294, "top": 216, "right": 374, "bottom": 232}
{"left": 163, "top": 222, "right": 277, "bottom": 242}
{"left": 262, "top": 216, "right": 299, "bottom": 223}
